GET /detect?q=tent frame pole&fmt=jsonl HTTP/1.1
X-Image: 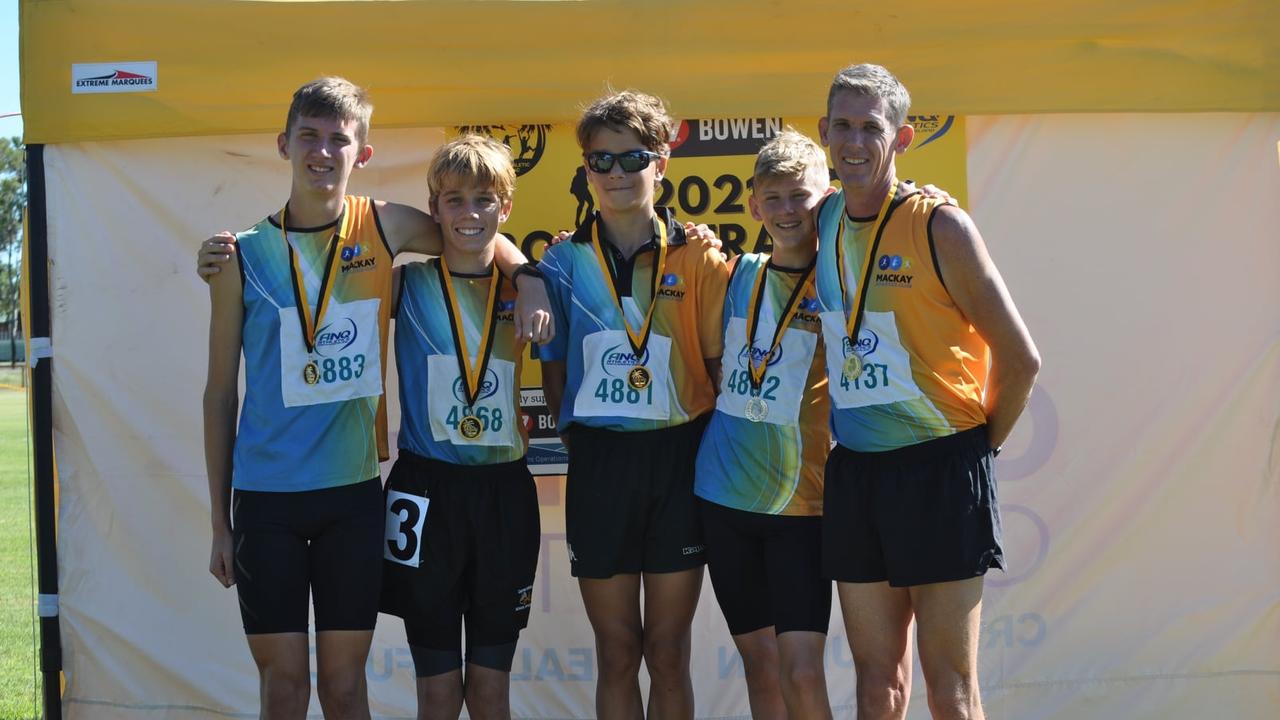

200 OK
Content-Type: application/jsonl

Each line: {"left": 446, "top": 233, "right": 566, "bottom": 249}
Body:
{"left": 26, "top": 144, "right": 63, "bottom": 720}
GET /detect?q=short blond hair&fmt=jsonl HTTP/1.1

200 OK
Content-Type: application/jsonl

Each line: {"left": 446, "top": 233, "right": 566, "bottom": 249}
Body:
{"left": 285, "top": 76, "right": 373, "bottom": 144}
{"left": 827, "top": 64, "right": 911, "bottom": 128}
{"left": 428, "top": 134, "right": 517, "bottom": 201}
{"left": 753, "top": 129, "right": 829, "bottom": 188}
{"left": 576, "top": 90, "right": 675, "bottom": 154}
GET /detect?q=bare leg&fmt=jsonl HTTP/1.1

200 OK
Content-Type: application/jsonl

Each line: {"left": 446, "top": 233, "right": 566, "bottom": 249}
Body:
{"left": 315, "top": 629, "right": 374, "bottom": 720}
{"left": 415, "top": 669, "right": 463, "bottom": 720}
{"left": 580, "top": 574, "right": 645, "bottom": 720}
{"left": 729, "top": 627, "right": 785, "bottom": 720}
{"left": 246, "top": 633, "right": 311, "bottom": 720}
{"left": 776, "top": 630, "right": 832, "bottom": 720}
{"left": 836, "top": 581, "right": 914, "bottom": 720}
{"left": 641, "top": 568, "right": 703, "bottom": 720}
{"left": 911, "top": 577, "right": 985, "bottom": 720}
{"left": 463, "top": 663, "right": 512, "bottom": 720}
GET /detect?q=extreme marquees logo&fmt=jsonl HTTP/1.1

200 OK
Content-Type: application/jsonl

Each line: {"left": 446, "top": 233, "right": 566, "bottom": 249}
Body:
{"left": 72, "top": 62, "right": 158, "bottom": 95}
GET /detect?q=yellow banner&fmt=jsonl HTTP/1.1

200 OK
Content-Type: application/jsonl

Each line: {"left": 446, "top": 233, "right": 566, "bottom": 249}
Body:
{"left": 21, "top": 0, "right": 1280, "bottom": 143}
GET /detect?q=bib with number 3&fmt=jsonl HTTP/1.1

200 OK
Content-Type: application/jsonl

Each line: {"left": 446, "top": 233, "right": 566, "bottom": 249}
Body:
{"left": 821, "top": 309, "right": 924, "bottom": 409}
{"left": 717, "top": 316, "right": 816, "bottom": 425}
{"left": 279, "top": 297, "right": 383, "bottom": 408}
{"left": 384, "top": 489, "right": 428, "bottom": 567}
{"left": 426, "top": 356, "right": 518, "bottom": 446}
{"left": 574, "top": 330, "right": 673, "bottom": 420}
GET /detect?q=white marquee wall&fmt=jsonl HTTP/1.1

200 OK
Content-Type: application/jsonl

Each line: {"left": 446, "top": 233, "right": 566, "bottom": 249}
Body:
{"left": 42, "top": 113, "right": 1280, "bottom": 718}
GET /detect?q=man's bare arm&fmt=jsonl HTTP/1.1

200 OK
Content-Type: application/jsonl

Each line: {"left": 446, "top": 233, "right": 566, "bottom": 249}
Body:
{"left": 932, "top": 206, "right": 1040, "bottom": 450}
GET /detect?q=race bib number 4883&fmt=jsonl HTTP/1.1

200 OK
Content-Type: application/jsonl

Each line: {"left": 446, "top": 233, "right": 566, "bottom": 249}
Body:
{"left": 279, "top": 298, "right": 382, "bottom": 408}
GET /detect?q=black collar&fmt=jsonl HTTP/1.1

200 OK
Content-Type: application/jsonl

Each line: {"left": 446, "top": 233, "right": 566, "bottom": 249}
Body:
{"left": 569, "top": 207, "right": 689, "bottom": 250}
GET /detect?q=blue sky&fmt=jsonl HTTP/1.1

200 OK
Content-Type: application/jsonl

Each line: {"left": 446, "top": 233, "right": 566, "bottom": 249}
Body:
{"left": 2, "top": 0, "right": 21, "bottom": 139}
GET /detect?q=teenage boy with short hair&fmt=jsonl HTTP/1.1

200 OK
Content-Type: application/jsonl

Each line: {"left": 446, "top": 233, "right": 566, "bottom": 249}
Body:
{"left": 202, "top": 77, "right": 550, "bottom": 719}
{"left": 538, "top": 90, "right": 729, "bottom": 720}
{"left": 693, "top": 129, "right": 836, "bottom": 720}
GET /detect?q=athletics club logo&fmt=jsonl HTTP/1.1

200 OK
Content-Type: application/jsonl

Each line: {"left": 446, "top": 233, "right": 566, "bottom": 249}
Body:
{"left": 458, "top": 125, "right": 551, "bottom": 176}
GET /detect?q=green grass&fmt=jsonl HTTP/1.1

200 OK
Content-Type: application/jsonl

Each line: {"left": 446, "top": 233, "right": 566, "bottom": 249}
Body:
{"left": 0, "top": 388, "right": 39, "bottom": 719}
{"left": 0, "top": 366, "right": 25, "bottom": 389}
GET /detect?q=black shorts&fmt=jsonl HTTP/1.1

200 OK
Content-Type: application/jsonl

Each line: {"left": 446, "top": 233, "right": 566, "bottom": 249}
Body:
{"left": 232, "top": 477, "right": 383, "bottom": 635}
{"left": 823, "top": 425, "right": 1003, "bottom": 587}
{"left": 380, "top": 452, "right": 540, "bottom": 655}
{"left": 700, "top": 500, "right": 830, "bottom": 636}
{"left": 565, "top": 416, "right": 709, "bottom": 578}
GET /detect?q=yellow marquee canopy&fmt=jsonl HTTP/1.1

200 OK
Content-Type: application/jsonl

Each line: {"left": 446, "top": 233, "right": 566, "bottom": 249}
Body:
{"left": 21, "top": 0, "right": 1280, "bottom": 143}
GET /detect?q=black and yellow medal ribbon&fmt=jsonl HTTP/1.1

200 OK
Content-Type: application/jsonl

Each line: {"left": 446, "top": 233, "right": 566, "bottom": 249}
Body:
{"left": 436, "top": 254, "right": 503, "bottom": 412}
{"left": 744, "top": 259, "right": 815, "bottom": 390}
{"left": 834, "top": 181, "right": 899, "bottom": 378}
{"left": 282, "top": 198, "right": 351, "bottom": 385}
{"left": 591, "top": 216, "right": 668, "bottom": 388}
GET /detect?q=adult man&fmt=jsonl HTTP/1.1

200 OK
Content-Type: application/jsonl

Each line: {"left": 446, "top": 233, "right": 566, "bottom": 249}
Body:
{"left": 814, "top": 64, "right": 1040, "bottom": 720}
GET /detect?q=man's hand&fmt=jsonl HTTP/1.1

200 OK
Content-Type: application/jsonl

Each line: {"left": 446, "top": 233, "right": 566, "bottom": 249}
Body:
{"left": 197, "top": 232, "right": 238, "bottom": 282}
{"left": 209, "top": 530, "right": 235, "bottom": 588}
{"left": 514, "top": 275, "right": 554, "bottom": 344}
{"left": 907, "top": 181, "right": 955, "bottom": 205}
{"left": 684, "top": 222, "right": 722, "bottom": 250}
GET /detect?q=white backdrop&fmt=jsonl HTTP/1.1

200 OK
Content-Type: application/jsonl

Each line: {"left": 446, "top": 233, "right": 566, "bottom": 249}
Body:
{"left": 42, "top": 114, "right": 1280, "bottom": 718}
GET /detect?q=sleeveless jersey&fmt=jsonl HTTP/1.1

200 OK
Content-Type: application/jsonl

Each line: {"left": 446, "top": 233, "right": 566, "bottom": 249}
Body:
{"left": 233, "top": 196, "right": 393, "bottom": 491}
{"left": 395, "top": 259, "right": 528, "bottom": 465}
{"left": 694, "top": 253, "right": 829, "bottom": 516}
{"left": 814, "top": 186, "right": 989, "bottom": 452}
{"left": 537, "top": 210, "right": 728, "bottom": 432}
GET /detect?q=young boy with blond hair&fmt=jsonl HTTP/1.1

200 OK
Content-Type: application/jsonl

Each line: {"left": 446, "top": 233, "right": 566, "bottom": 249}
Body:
{"left": 380, "top": 134, "right": 541, "bottom": 720}
{"left": 693, "top": 130, "right": 836, "bottom": 720}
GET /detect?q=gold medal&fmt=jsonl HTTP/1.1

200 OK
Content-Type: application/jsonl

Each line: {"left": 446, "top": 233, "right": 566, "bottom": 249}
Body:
{"left": 832, "top": 182, "right": 897, "bottom": 385}
{"left": 459, "top": 415, "right": 484, "bottom": 439}
{"left": 592, "top": 215, "right": 668, "bottom": 398}
{"left": 843, "top": 353, "right": 864, "bottom": 381}
{"left": 437, "top": 255, "right": 502, "bottom": 443}
{"left": 744, "top": 396, "right": 769, "bottom": 422}
{"left": 282, "top": 199, "right": 351, "bottom": 389}
{"left": 628, "top": 365, "right": 652, "bottom": 391}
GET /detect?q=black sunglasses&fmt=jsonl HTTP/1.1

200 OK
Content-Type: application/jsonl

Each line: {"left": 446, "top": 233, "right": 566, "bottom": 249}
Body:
{"left": 585, "top": 150, "right": 663, "bottom": 174}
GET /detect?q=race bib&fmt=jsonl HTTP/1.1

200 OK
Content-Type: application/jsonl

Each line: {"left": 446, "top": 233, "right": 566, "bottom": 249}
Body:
{"left": 426, "top": 356, "right": 519, "bottom": 447}
{"left": 384, "top": 489, "right": 428, "bottom": 567}
{"left": 820, "top": 310, "right": 924, "bottom": 409}
{"left": 717, "top": 315, "right": 817, "bottom": 425}
{"left": 574, "top": 330, "right": 673, "bottom": 421}
{"left": 279, "top": 298, "right": 383, "bottom": 408}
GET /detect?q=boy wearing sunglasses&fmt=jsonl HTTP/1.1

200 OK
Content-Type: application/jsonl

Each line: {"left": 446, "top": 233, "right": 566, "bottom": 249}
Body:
{"left": 693, "top": 130, "right": 836, "bottom": 720}
{"left": 380, "top": 135, "right": 541, "bottom": 720}
{"left": 537, "top": 91, "right": 728, "bottom": 720}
